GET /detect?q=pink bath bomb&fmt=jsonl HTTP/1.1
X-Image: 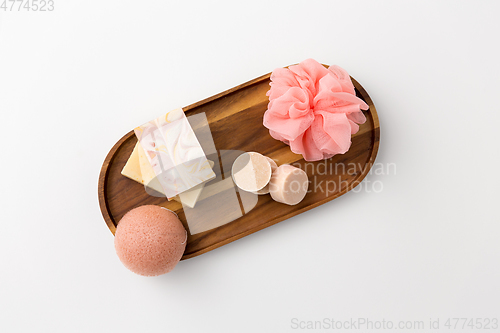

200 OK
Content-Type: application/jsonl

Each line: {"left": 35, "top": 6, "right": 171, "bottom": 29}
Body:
{"left": 114, "top": 205, "right": 186, "bottom": 276}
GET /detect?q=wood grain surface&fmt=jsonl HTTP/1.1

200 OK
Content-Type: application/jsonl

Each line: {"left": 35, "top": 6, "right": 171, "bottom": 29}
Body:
{"left": 98, "top": 67, "right": 380, "bottom": 260}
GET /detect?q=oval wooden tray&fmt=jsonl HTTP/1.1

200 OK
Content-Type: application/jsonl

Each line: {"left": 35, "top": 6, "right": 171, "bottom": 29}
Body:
{"left": 98, "top": 67, "right": 380, "bottom": 260}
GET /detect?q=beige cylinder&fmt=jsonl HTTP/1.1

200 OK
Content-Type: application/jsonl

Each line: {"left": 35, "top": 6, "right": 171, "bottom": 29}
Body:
{"left": 253, "top": 157, "right": 278, "bottom": 195}
{"left": 231, "top": 152, "right": 272, "bottom": 192}
{"left": 269, "top": 165, "right": 309, "bottom": 205}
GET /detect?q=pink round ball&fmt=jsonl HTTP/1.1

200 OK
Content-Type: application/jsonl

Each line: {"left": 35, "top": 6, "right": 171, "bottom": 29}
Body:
{"left": 114, "top": 205, "right": 186, "bottom": 276}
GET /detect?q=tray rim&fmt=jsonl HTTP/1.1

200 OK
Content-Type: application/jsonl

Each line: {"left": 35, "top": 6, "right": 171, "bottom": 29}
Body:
{"left": 98, "top": 68, "right": 380, "bottom": 259}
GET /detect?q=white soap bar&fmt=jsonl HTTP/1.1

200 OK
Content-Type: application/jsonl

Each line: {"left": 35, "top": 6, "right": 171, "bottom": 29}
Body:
{"left": 177, "top": 160, "right": 215, "bottom": 208}
{"left": 120, "top": 142, "right": 171, "bottom": 196}
{"left": 121, "top": 141, "right": 165, "bottom": 195}
{"left": 122, "top": 141, "right": 213, "bottom": 206}
{"left": 121, "top": 142, "right": 142, "bottom": 184}
{"left": 137, "top": 141, "right": 165, "bottom": 195}
{"left": 231, "top": 152, "right": 272, "bottom": 192}
{"left": 134, "top": 108, "right": 215, "bottom": 198}
{"left": 269, "top": 165, "right": 309, "bottom": 205}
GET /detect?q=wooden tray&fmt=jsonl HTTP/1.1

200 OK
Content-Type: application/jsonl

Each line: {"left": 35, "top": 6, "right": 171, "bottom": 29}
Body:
{"left": 98, "top": 67, "right": 380, "bottom": 260}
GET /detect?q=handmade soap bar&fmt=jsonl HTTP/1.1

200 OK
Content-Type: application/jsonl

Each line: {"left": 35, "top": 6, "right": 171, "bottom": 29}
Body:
{"left": 231, "top": 152, "right": 272, "bottom": 192}
{"left": 134, "top": 108, "right": 215, "bottom": 198}
{"left": 121, "top": 141, "right": 171, "bottom": 195}
{"left": 253, "top": 157, "right": 278, "bottom": 195}
{"left": 177, "top": 160, "right": 215, "bottom": 208}
{"left": 137, "top": 141, "right": 165, "bottom": 195}
{"left": 122, "top": 141, "right": 214, "bottom": 207}
{"left": 121, "top": 142, "right": 142, "bottom": 184}
{"left": 269, "top": 165, "right": 309, "bottom": 205}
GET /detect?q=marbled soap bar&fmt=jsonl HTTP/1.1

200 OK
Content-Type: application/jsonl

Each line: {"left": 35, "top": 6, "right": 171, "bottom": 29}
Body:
{"left": 134, "top": 108, "right": 215, "bottom": 199}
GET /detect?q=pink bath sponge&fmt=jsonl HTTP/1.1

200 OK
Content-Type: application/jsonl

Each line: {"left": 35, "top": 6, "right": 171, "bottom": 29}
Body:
{"left": 263, "top": 58, "right": 369, "bottom": 161}
{"left": 114, "top": 205, "right": 186, "bottom": 276}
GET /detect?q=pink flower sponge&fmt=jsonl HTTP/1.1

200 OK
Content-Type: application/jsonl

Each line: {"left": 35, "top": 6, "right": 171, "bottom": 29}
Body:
{"left": 263, "top": 59, "right": 369, "bottom": 161}
{"left": 114, "top": 205, "right": 186, "bottom": 276}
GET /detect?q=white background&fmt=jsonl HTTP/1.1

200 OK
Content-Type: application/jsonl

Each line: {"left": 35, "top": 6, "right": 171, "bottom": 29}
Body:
{"left": 1, "top": 1, "right": 499, "bottom": 332}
